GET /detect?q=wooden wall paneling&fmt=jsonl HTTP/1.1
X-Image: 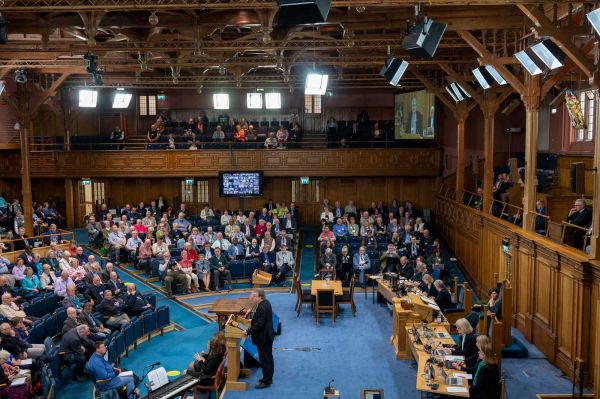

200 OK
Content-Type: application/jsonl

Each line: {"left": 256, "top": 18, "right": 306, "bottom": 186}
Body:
{"left": 595, "top": 296, "right": 600, "bottom": 397}
{"left": 557, "top": 155, "right": 594, "bottom": 197}
{"left": 531, "top": 252, "right": 558, "bottom": 362}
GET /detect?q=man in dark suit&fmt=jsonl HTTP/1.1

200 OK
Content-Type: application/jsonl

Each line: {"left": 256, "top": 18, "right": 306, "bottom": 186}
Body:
{"left": 405, "top": 236, "right": 422, "bottom": 260}
{"left": 404, "top": 97, "right": 423, "bottom": 135}
{"left": 124, "top": 283, "right": 153, "bottom": 316}
{"left": 85, "top": 275, "right": 105, "bottom": 304}
{"left": 534, "top": 200, "right": 548, "bottom": 235}
{"left": 566, "top": 198, "right": 592, "bottom": 249}
{"left": 245, "top": 289, "right": 275, "bottom": 389}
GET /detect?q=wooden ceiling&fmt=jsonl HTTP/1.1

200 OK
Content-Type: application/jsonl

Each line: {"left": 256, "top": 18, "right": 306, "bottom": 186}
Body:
{"left": 0, "top": 1, "right": 595, "bottom": 92}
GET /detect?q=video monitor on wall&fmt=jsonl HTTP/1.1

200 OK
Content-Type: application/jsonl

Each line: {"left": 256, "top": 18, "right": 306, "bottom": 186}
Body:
{"left": 219, "top": 172, "right": 263, "bottom": 197}
{"left": 394, "top": 89, "right": 436, "bottom": 139}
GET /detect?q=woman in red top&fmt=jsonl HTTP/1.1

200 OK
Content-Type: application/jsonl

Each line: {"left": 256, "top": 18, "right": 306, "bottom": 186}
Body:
{"left": 233, "top": 125, "right": 246, "bottom": 142}
{"left": 133, "top": 219, "right": 148, "bottom": 236}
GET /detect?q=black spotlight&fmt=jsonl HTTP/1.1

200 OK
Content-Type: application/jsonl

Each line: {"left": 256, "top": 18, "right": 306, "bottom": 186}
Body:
{"left": 14, "top": 70, "right": 27, "bottom": 84}
{"left": 379, "top": 58, "right": 409, "bottom": 86}
{"left": 401, "top": 17, "right": 447, "bottom": 59}
{"left": 0, "top": 14, "right": 7, "bottom": 45}
{"left": 92, "top": 71, "right": 103, "bottom": 86}
{"left": 84, "top": 52, "right": 98, "bottom": 74}
{"left": 277, "top": 0, "right": 332, "bottom": 26}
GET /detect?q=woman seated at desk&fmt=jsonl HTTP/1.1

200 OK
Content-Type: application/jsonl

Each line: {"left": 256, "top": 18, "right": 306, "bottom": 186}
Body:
{"left": 450, "top": 334, "right": 490, "bottom": 374}
{"left": 418, "top": 274, "right": 437, "bottom": 297}
{"left": 463, "top": 337, "right": 501, "bottom": 399}
{"left": 433, "top": 279, "right": 453, "bottom": 312}
{"left": 444, "top": 318, "right": 479, "bottom": 368}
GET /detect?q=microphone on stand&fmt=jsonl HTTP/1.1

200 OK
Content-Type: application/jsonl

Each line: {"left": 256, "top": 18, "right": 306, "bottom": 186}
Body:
{"left": 324, "top": 378, "right": 335, "bottom": 394}
{"left": 148, "top": 361, "right": 161, "bottom": 368}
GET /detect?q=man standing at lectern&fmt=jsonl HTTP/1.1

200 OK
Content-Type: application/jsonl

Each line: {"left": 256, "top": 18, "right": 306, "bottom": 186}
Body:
{"left": 245, "top": 289, "right": 275, "bottom": 389}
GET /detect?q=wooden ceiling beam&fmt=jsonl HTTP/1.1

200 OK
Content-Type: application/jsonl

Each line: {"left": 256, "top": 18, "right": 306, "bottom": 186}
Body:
{"left": 30, "top": 73, "right": 70, "bottom": 115}
{"left": 517, "top": 4, "right": 595, "bottom": 78}
{"left": 458, "top": 30, "right": 525, "bottom": 93}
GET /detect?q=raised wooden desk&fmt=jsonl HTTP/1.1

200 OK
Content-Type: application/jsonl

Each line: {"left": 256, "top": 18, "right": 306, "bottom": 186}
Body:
{"left": 311, "top": 280, "right": 343, "bottom": 296}
{"left": 405, "top": 325, "right": 470, "bottom": 398}
{"left": 208, "top": 298, "right": 254, "bottom": 330}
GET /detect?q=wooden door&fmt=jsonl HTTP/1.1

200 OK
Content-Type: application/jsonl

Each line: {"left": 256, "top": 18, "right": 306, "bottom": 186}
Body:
{"left": 292, "top": 179, "right": 321, "bottom": 225}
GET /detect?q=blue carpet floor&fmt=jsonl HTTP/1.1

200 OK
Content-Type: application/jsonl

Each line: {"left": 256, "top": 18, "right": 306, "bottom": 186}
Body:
{"left": 57, "top": 228, "right": 581, "bottom": 399}
{"left": 299, "top": 227, "right": 318, "bottom": 281}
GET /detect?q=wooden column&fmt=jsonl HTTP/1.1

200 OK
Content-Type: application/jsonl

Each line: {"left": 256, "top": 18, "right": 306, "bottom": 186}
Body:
{"left": 589, "top": 89, "right": 600, "bottom": 259}
{"left": 596, "top": 299, "right": 600, "bottom": 399}
{"left": 64, "top": 179, "right": 75, "bottom": 229}
{"left": 482, "top": 99, "right": 496, "bottom": 214}
{"left": 17, "top": 86, "right": 33, "bottom": 236}
{"left": 454, "top": 103, "right": 469, "bottom": 198}
{"left": 521, "top": 75, "right": 541, "bottom": 232}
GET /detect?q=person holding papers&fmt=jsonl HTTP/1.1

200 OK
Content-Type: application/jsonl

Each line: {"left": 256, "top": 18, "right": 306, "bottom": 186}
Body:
{"left": 469, "top": 341, "right": 501, "bottom": 399}
{"left": 87, "top": 341, "right": 138, "bottom": 397}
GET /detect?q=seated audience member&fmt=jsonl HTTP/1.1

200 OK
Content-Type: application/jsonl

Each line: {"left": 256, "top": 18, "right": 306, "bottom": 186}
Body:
{"left": 419, "top": 273, "right": 437, "bottom": 297}
{"left": 209, "top": 248, "right": 231, "bottom": 292}
{"left": 88, "top": 341, "right": 138, "bottom": 397}
{"left": 60, "top": 325, "right": 91, "bottom": 381}
{"left": 110, "top": 125, "right": 125, "bottom": 145}
{"left": 108, "top": 225, "right": 126, "bottom": 264}
{"left": 79, "top": 302, "right": 110, "bottom": 340}
{"left": 62, "top": 306, "right": 81, "bottom": 334}
{"left": 11, "top": 318, "right": 45, "bottom": 358}
{"left": 54, "top": 271, "right": 74, "bottom": 298}
{"left": 275, "top": 229, "right": 290, "bottom": 250}
{"left": 254, "top": 220, "right": 267, "bottom": 238}
{"left": 332, "top": 218, "right": 348, "bottom": 237}
{"left": 320, "top": 207, "right": 334, "bottom": 223}
{"left": 212, "top": 125, "right": 225, "bottom": 142}
{"left": 211, "top": 232, "right": 231, "bottom": 252}
{"left": 566, "top": 198, "right": 592, "bottom": 248}
{"left": 534, "top": 200, "right": 548, "bottom": 235}
{"left": 19, "top": 267, "right": 41, "bottom": 299}
{"left": 397, "top": 256, "right": 412, "bottom": 279}
{"left": 433, "top": 279, "right": 453, "bottom": 312}
{"left": 151, "top": 237, "right": 169, "bottom": 260}
{"left": 318, "top": 225, "right": 335, "bottom": 246}
{"left": 61, "top": 284, "right": 83, "bottom": 311}
{"left": 472, "top": 287, "right": 502, "bottom": 318}
{"left": 274, "top": 244, "right": 293, "bottom": 285}
{"left": 380, "top": 244, "right": 400, "bottom": 273}
{"left": 0, "top": 294, "right": 32, "bottom": 324}
{"left": 106, "top": 271, "right": 125, "bottom": 297}
{"left": 178, "top": 251, "right": 199, "bottom": 293}
{"left": 63, "top": 258, "right": 87, "bottom": 283}
{"left": 195, "top": 253, "right": 211, "bottom": 292}
{"left": 352, "top": 246, "right": 371, "bottom": 286}
{"left": 126, "top": 230, "right": 143, "bottom": 264}
{"left": 99, "top": 290, "right": 130, "bottom": 328}
{"left": 347, "top": 216, "right": 359, "bottom": 237}
{"left": 264, "top": 132, "right": 278, "bottom": 149}
{"left": 0, "top": 249, "right": 15, "bottom": 288}
{"left": 40, "top": 263, "right": 57, "bottom": 291}
{"left": 11, "top": 259, "right": 26, "bottom": 285}
{"left": 200, "top": 205, "right": 215, "bottom": 223}
{"left": 258, "top": 246, "right": 276, "bottom": 273}
{"left": 124, "top": 283, "right": 153, "bottom": 316}
{"left": 337, "top": 246, "right": 353, "bottom": 286}
{"left": 162, "top": 255, "right": 187, "bottom": 298}
{"left": 406, "top": 236, "right": 421, "bottom": 260}
{"left": 85, "top": 275, "right": 105, "bottom": 305}
{"left": 227, "top": 238, "right": 245, "bottom": 261}
{"left": 204, "top": 226, "right": 217, "bottom": 244}
{"left": 87, "top": 215, "right": 103, "bottom": 247}
{"left": 12, "top": 227, "right": 30, "bottom": 251}
{"left": 0, "top": 351, "right": 29, "bottom": 398}
{"left": 246, "top": 239, "right": 261, "bottom": 259}
{"left": 319, "top": 248, "right": 337, "bottom": 279}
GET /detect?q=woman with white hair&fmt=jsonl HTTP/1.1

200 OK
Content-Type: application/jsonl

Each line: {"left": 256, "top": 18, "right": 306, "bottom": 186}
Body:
{"left": 444, "top": 318, "right": 479, "bottom": 368}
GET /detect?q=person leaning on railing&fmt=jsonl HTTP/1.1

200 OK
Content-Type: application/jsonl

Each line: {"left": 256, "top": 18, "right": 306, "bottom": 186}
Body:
{"left": 534, "top": 200, "right": 548, "bottom": 235}
{"left": 566, "top": 198, "right": 592, "bottom": 249}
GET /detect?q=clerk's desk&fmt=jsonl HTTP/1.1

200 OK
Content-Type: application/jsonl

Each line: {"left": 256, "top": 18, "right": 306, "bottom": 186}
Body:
{"left": 406, "top": 324, "right": 470, "bottom": 398}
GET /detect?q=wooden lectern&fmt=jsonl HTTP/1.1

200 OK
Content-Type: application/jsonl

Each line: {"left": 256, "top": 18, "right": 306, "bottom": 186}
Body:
{"left": 252, "top": 269, "right": 272, "bottom": 287}
{"left": 224, "top": 315, "right": 251, "bottom": 391}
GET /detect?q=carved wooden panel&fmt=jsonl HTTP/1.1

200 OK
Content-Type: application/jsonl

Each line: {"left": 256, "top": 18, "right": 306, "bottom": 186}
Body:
{"left": 0, "top": 148, "right": 441, "bottom": 178}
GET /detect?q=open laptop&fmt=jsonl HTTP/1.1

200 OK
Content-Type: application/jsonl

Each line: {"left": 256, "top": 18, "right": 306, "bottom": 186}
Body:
{"left": 440, "top": 367, "right": 463, "bottom": 386}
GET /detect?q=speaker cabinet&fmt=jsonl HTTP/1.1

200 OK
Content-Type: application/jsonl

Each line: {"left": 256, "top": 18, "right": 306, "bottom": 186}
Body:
{"left": 277, "top": 0, "right": 332, "bottom": 26}
{"left": 401, "top": 19, "right": 447, "bottom": 59}
{"left": 570, "top": 162, "right": 585, "bottom": 194}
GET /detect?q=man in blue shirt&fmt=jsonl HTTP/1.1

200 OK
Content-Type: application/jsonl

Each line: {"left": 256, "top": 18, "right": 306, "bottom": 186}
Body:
{"left": 87, "top": 341, "right": 137, "bottom": 396}
{"left": 174, "top": 212, "right": 191, "bottom": 234}
{"left": 332, "top": 218, "right": 348, "bottom": 237}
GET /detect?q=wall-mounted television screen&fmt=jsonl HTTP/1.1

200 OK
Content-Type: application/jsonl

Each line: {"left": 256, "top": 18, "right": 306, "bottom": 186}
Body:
{"left": 219, "top": 172, "right": 263, "bottom": 197}
{"left": 394, "top": 89, "right": 436, "bottom": 139}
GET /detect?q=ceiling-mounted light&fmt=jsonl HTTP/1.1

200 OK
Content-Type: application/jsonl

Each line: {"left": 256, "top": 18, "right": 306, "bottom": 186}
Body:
{"left": 305, "top": 72, "right": 328, "bottom": 95}
{"left": 14, "top": 69, "right": 27, "bottom": 84}
{"left": 472, "top": 66, "right": 506, "bottom": 90}
{"left": 78, "top": 89, "right": 98, "bottom": 108}
{"left": 586, "top": 8, "right": 600, "bottom": 36}
{"left": 515, "top": 50, "right": 543, "bottom": 76}
{"left": 380, "top": 58, "right": 409, "bottom": 87}
{"left": 401, "top": 17, "right": 447, "bottom": 59}
{"left": 530, "top": 38, "right": 566, "bottom": 70}
{"left": 92, "top": 71, "right": 103, "bottom": 86}
{"left": 451, "top": 82, "right": 470, "bottom": 99}
{"left": 445, "top": 85, "right": 459, "bottom": 102}
{"left": 484, "top": 65, "right": 506, "bottom": 85}
{"left": 449, "top": 82, "right": 465, "bottom": 101}
{"left": 149, "top": 11, "right": 159, "bottom": 26}
{"left": 84, "top": 52, "right": 98, "bottom": 74}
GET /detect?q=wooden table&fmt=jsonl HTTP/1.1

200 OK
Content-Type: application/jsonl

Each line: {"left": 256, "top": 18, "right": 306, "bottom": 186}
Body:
{"left": 311, "top": 279, "right": 343, "bottom": 296}
{"left": 405, "top": 325, "right": 470, "bottom": 398}
{"left": 208, "top": 298, "right": 254, "bottom": 330}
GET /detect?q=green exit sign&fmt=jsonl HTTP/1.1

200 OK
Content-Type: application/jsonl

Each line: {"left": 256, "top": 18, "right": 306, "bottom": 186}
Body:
{"left": 185, "top": 178, "right": 194, "bottom": 185}
{"left": 300, "top": 177, "right": 310, "bottom": 185}
{"left": 82, "top": 179, "right": 92, "bottom": 186}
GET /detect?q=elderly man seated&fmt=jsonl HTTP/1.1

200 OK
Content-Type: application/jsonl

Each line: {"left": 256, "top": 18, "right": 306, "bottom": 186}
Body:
{"left": 0, "top": 293, "right": 33, "bottom": 324}
{"left": 60, "top": 324, "right": 92, "bottom": 381}
{"left": 99, "top": 290, "right": 130, "bottom": 328}
{"left": 54, "top": 270, "right": 74, "bottom": 298}
{"left": 78, "top": 302, "right": 110, "bottom": 340}
{"left": 62, "top": 284, "right": 84, "bottom": 311}
{"left": 124, "top": 284, "right": 153, "bottom": 316}
{"left": 274, "top": 244, "right": 294, "bottom": 286}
